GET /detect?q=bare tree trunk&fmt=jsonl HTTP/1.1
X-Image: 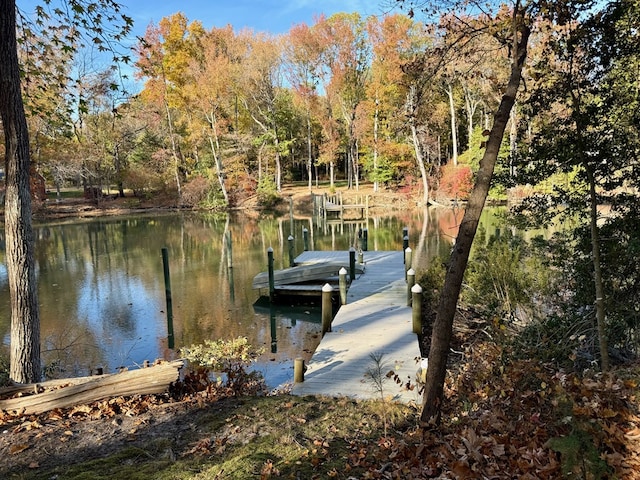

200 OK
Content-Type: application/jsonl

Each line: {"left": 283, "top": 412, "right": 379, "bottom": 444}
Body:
{"left": 420, "top": 22, "right": 531, "bottom": 427}
{"left": 373, "top": 96, "right": 379, "bottom": 193}
{"left": 408, "top": 85, "right": 429, "bottom": 205}
{"left": 307, "top": 114, "right": 313, "bottom": 192}
{"left": 446, "top": 83, "right": 458, "bottom": 166}
{"left": 0, "top": 0, "right": 42, "bottom": 383}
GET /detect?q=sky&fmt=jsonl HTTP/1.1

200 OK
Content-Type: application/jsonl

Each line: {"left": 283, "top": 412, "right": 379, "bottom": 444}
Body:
{"left": 17, "top": 0, "right": 391, "bottom": 38}
{"left": 123, "top": 0, "right": 383, "bottom": 35}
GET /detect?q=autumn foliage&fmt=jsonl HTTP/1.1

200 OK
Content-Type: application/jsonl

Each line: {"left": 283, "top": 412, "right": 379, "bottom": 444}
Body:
{"left": 437, "top": 163, "right": 473, "bottom": 201}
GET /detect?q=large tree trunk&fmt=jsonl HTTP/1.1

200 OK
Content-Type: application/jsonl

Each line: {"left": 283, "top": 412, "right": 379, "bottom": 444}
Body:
{"left": 420, "top": 22, "right": 531, "bottom": 426}
{"left": 0, "top": 0, "right": 42, "bottom": 383}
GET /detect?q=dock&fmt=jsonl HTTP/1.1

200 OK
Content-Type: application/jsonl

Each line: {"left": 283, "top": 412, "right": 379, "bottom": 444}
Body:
{"left": 290, "top": 250, "right": 423, "bottom": 405}
{"left": 252, "top": 251, "right": 365, "bottom": 297}
{"left": 312, "top": 192, "right": 369, "bottom": 221}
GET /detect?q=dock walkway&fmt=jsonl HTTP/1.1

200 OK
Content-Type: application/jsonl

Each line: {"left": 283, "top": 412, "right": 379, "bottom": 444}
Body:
{"left": 290, "top": 250, "right": 423, "bottom": 404}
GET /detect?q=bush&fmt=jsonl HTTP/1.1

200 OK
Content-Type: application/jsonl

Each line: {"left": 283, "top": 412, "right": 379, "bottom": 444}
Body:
{"left": 463, "top": 229, "right": 557, "bottom": 328}
{"left": 437, "top": 163, "right": 473, "bottom": 200}
{"left": 256, "top": 176, "right": 281, "bottom": 208}
{"left": 181, "top": 175, "right": 226, "bottom": 209}
{"left": 180, "top": 337, "right": 265, "bottom": 396}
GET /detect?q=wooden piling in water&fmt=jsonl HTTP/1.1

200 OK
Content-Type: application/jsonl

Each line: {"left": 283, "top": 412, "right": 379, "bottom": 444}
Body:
{"left": 161, "top": 247, "right": 174, "bottom": 349}
{"left": 349, "top": 247, "right": 356, "bottom": 281}
{"left": 288, "top": 235, "right": 295, "bottom": 267}
{"left": 303, "top": 227, "right": 309, "bottom": 251}
{"left": 267, "top": 247, "right": 275, "bottom": 302}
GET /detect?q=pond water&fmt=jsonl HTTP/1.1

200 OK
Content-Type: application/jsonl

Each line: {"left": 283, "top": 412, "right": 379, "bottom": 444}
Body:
{"left": 0, "top": 206, "right": 500, "bottom": 387}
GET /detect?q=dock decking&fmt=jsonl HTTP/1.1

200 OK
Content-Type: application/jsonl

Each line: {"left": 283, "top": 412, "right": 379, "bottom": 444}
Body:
{"left": 290, "top": 250, "right": 423, "bottom": 404}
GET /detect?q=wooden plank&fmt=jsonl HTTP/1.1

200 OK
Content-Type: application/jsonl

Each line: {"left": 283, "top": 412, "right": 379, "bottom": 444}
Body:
{"left": 0, "top": 360, "right": 184, "bottom": 415}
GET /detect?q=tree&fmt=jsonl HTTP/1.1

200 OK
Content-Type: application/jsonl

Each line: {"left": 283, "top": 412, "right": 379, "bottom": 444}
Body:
{"left": 136, "top": 13, "right": 205, "bottom": 202}
{"left": 286, "top": 22, "right": 324, "bottom": 191}
{"left": 404, "top": 0, "right": 601, "bottom": 426}
{"left": 515, "top": 0, "right": 640, "bottom": 370}
{"left": 317, "top": 13, "right": 371, "bottom": 190}
{"left": 1, "top": 0, "right": 131, "bottom": 383}
{"left": 364, "top": 14, "right": 422, "bottom": 191}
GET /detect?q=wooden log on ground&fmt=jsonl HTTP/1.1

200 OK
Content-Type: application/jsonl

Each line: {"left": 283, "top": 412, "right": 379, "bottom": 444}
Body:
{"left": 0, "top": 359, "right": 184, "bottom": 415}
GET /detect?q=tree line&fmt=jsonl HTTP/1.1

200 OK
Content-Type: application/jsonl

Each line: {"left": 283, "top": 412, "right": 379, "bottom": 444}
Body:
{"left": 17, "top": 8, "right": 510, "bottom": 207}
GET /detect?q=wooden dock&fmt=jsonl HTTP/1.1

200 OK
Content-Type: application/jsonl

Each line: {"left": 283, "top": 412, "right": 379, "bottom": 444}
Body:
{"left": 290, "top": 250, "right": 423, "bottom": 405}
{"left": 313, "top": 192, "right": 369, "bottom": 221}
{"left": 252, "top": 251, "right": 365, "bottom": 297}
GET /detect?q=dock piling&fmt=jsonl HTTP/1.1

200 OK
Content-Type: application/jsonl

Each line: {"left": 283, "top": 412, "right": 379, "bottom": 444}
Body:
{"left": 288, "top": 235, "right": 295, "bottom": 267}
{"left": 161, "top": 247, "right": 175, "bottom": 349}
{"left": 407, "top": 268, "right": 416, "bottom": 305}
{"left": 349, "top": 247, "right": 356, "bottom": 281}
{"left": 404, "top": 247, "right": 413, "bottom": 280}
{"left": 303, "top": 227, "right": 309, "bottom": 251}
{"left": 294, "top": 358, "right": 306, "bottom": 383}
{"left": 363, "top": 228, "right": 368, "bottom": 251}
{"left": 267, "top": 247, "right": 275, "bottom": 302}
{"left": 339, "top": 267, "right": 347, "bottom": 305}
{"left": 411, "top": 284, "right": 423, "bottom": 334}
{"left": 321, "top": 283, "right": 333, "bottom": 335}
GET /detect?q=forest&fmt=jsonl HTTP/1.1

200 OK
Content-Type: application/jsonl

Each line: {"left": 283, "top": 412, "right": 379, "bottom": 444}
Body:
{"left": 1, "top": 0, "right": 639, "bottom": 477}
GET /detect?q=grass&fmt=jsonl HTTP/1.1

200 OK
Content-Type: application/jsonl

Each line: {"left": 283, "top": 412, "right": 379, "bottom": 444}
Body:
{"left": 9, "top": 395, "right": 417, "bottom": 480}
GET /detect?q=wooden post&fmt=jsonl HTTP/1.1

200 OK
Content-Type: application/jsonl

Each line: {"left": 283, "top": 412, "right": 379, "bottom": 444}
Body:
{"left": 402, "top": 226, "right": 409, "bottom": 250}
{"left": 349, "top": 247, "right": 356, "bottom": 281}
{"left": 303, "top": 227, "right": 309, "bottom": 251}
{"left": 322, "top": 283, "right": 333, "bottom": 335}
{"left": 412, "top": 284, "right": 423, "bottom": 334}
{"left": 407, "top": 268, "right": 416, "bottom": 306}
{"left": 363, "top": 228, "right": 368, "bottom": 251}
{"left": 294, "top": 358, "right": 305, "bottom": 383}
{"left": 267, "top": 247, "right": 275, "bottom": 302}
{"left": 357, "top": 249, "right": 364, "bottom": 264}
{"left": 405, "top": 247, "right": 412, "bottom": 281}
{"left": 161, "top": 247, "right": 174, "bottom": 349}
{"left": 339, "top": 267, "right": 347, "bottom": 305}
{"left": 289, "top": 196, "right": 294, "bottom": 237}
{"left": 270, "top": 308, "right": 277, "bottom": 353}
{"left": 288, "top": 235, "right": 295, "bottom": 267}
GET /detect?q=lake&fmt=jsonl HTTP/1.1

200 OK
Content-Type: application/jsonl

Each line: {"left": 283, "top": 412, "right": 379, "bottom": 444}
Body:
{"left": 0, "top": 206, "right": 493, "bottom": 387}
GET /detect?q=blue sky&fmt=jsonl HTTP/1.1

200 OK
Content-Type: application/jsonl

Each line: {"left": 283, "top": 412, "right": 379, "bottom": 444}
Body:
{"left": 18, "top": 0, "right": 388, "bottom": 37}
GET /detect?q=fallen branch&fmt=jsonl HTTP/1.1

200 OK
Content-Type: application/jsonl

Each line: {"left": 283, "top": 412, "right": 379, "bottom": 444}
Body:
{"left": 0, "top": 360, "right": 184, "bottom": 415}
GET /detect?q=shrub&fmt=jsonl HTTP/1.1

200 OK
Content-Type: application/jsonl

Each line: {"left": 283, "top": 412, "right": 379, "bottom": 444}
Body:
{"left": 437, "top": 163, "right": 473, "bottom": 200}
{"left": 256, "top": 176, "right": 281, "bottom": 208}
{"left": 180, "top": 337, "right": 265, "bottom": 396}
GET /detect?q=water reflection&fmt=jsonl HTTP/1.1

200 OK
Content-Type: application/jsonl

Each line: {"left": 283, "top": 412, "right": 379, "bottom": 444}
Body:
{"left": 0, "top": 207, "right": 499, "bottom": 386}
